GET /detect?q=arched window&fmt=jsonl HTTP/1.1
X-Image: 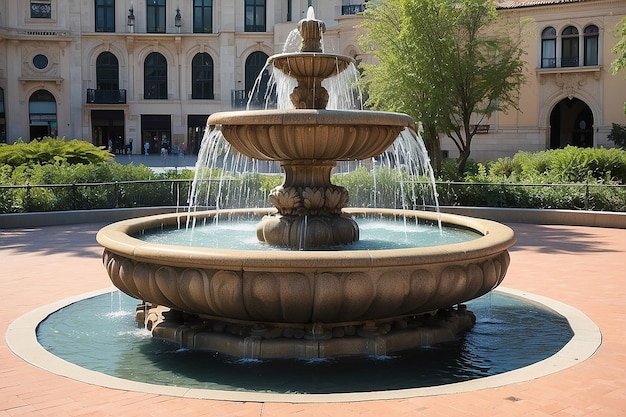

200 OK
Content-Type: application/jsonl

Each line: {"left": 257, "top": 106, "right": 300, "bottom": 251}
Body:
{"left": 541, "top": 27, "right": 557, "bottom": 68}
{"left": 29, "top": 89, "right": 57, "bottom": 140}
{"left": 245, "top": 51, "right": 270, "bottom": 108}
{"left": 144, "top": 52, "right": 168, "bottom": 99}
{"left": 96, "top": 52, "right": 119, "bottom": 90}
{"left": 561, "top": 26, "right": 579, "bottom": 67}
{"left": 584, "top": 25, "right": 599, "bottom": 66}
{"left": 191, "top": 53, "right": 214, "bottom": 99}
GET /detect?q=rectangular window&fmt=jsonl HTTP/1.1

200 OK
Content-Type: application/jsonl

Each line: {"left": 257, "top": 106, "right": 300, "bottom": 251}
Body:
{"left": 585, "top": 37, "right": 598, "bottom": 66}
{"left": 561, "top": 38, "right": 579, "bottom": 67}
{"left": 541, "top": 39, "right": 556, "bottom": 68}
{"left": 193, "top": 0, "right": 212, "bottom": 33}
{"left": 147, "top": 0, "right": 166, "bottom": 33}
{"left": 95, "top": 0, "right": 115, "bottom": 32}
{"left": 31, "top": 0, "right": 52, "bottom": 19}
{"left": 245, "top": 0, "right": 265, "bottom": 32}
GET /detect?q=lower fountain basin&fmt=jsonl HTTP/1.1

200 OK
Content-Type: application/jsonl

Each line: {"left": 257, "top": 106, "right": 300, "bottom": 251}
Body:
{"left": 97, "top": 208, "right": 515, "bottom": 326}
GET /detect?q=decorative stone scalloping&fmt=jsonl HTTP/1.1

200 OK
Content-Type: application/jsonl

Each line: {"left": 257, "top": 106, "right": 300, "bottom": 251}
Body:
{"left": 103, "top": 248, "right": 509, "bottom": 325}
{"left": 269, "top": 185, "right": 349, "bottom": 215}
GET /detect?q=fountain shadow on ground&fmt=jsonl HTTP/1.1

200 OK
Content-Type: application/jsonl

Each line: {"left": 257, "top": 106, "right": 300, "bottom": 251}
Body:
{"left": 507, "top": 223, "right": 620, "bottom": 254}
{"left": 0, "top": 224, "right": 106, "bottom": 258}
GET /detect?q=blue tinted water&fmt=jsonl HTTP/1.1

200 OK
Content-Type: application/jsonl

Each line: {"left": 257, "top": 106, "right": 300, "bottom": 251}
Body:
{"left": 37, "top": 291, "right": 573, "bottom": 394}
{"left": 135, "top": 217, "right": 479, "bottom": 250}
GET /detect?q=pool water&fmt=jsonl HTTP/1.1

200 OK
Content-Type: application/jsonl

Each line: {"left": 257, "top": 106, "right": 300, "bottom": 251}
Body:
{"left": 134, "top": 217, "right": 480, "bottom": 251}
{"left": 36, "top": 291, "right": 573, "bottom": 394}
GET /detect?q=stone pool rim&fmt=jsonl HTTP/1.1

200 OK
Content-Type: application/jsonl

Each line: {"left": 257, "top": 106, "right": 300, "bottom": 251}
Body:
{"left": 5, "top": 286, "right": 601, "bottom": 404}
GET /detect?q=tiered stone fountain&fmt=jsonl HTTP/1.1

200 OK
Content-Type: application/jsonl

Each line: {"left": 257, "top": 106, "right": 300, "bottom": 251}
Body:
{"left": 97, "top": 10, "right": 515, "bottom": 359}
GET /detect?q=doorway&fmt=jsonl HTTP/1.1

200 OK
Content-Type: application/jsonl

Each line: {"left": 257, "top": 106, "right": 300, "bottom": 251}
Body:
{"left": 29, "top": 89, "right": 57, "bottom": 141}
{"left": 549, "top": 98, "right": 594, "bottom": 149}
{"left": 141, "top": 114, "right": 171, "bottom": 154}
{"left": 91, "top": 110, "right": 125, "bottom": 152}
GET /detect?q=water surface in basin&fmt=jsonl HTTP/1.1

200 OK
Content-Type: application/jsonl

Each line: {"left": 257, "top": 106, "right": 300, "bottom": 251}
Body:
{"left": 134, "top": 217, "right": 480, "bottom": 250}
{"left": 37, "top": 291, "right": 573, "bottom": 394}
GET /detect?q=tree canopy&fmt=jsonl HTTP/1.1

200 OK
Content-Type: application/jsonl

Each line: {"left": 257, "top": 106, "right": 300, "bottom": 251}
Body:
{"left": 611, "top": 16, "right": 626, "bottom": 114}
{"left": 359, "top": 0, "right": 526, "bottom": 174}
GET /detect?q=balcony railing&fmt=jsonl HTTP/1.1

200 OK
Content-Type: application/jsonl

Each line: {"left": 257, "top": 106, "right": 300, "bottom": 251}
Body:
{"left": 342, "top": 4, "right": 366, "bottom": 15}
{"left": 86, "top": 89, "right": 127, "bottom": 104}
{"left": 471, "top": 124, "right": 490, "bottom": 134}
{"left": 231, "top": 90, "right": 247, "bottom": 109}
{"left": 540, "top": 57, "right": 581, "bottom": 69}
{"left": 231, "top": 90, "right": 277, "bottom": 109}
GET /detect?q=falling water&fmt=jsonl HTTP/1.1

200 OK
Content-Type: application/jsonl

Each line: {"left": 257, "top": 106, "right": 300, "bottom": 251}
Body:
{"left": 187, "top": 8, "right": 439, "bottom": 228}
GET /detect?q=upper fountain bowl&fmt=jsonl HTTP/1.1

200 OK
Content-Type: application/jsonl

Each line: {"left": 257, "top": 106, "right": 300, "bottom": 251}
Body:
{"left": 207, "top": 109, "right": 415, "bottom": 161}
{"left": 269, "top": 53, "right": 354, "bottom": 80}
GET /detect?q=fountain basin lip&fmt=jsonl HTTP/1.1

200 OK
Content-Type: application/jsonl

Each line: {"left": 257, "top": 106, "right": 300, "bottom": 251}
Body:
{"left": 207, "top": 109, "right": 416, "bottom": 131}
{"left": 268, "top": 52, "right": 355, "bottom": 77}
{"left": 95, "top": 208, "right": 516, "bottom": 270}
{"left": 268, "top": 51, "right": 355, "bottom": 64}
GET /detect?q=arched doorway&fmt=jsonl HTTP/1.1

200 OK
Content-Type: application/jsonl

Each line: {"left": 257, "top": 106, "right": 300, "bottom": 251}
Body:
{"left": 29, "top": 89, "right": 57, "bottom": 141}
{"left": 549, "top": 97, "right": 594, "bottom": 149}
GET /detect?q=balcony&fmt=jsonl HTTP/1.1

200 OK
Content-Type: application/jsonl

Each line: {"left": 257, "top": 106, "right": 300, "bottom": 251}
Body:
{"left": 231, "top": 90, "right": 247, "bottom": 109}
{"left": 471, "top": 124, "right": 490, "bottom": 134}
{"left": 342, "top": 4, "right": 366, "bottom": 15}
{"left": 541, "top": 57, "right": 580, "bottom": 69}
{"left": 86, "top": 89, "right": 127, "bottom": 104}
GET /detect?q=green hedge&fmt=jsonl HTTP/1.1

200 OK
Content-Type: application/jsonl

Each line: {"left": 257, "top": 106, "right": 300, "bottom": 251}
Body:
{"left": 2, "top": 143, "right": 625, "bottom": 213}
{"left": 435, "top": 146, "right": 626, "bottom": 211}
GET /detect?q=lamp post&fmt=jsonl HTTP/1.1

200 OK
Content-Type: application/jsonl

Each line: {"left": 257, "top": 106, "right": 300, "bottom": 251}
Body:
{"left": 175, "top": 8, "right": 181, "bottom": 33}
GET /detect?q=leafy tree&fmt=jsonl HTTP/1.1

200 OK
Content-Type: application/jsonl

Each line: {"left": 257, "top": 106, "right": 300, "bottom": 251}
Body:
{"left": 359, "top": 0, "right": 442, "bottom": 172}
{"left": 360, "top": 0, "right": 526, "bottom": 174}
{"left": 608, "top": 123, "right": 626, "bottom": 149}
{"left": 611, "top": 16, "right": 626, "bottom": 113}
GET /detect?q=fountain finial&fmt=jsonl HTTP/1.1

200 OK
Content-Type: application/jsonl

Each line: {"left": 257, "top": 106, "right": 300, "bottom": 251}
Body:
{"left": 298, "top": 6, "right": 326, "bottom": 53}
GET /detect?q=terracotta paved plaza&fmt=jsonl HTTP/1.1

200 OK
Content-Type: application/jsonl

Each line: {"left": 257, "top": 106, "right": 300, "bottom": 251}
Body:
{"left": 1, "top": 221, "right": 625, "bottom": 416}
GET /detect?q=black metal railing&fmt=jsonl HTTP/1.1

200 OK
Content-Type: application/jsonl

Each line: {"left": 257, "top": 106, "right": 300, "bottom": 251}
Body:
{"left": 540, "top": 57, "right": 581, "bottom": 69}
{"left": 86, "top": 89, "right": 127, "bottom": 104}
{"left": 1, "top": 180, "right": 624, "bottom": 214}
{"left": 231, "top": 90, "right": 247, "bottom": 109}
{"left": 342, "top": 4, "right": 366, "bottom": 15}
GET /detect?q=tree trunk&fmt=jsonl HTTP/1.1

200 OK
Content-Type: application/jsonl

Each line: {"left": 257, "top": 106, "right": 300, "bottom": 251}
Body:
{"left": 457, "top": 145, "right": 471, "bottom": 175}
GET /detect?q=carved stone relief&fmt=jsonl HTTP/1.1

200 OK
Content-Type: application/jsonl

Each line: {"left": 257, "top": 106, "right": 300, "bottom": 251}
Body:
{"left": 21, "top": 45, "right": 60, "bottom": 78}
{"left": 555, "top": 73, "right": 588, "bottom": 100}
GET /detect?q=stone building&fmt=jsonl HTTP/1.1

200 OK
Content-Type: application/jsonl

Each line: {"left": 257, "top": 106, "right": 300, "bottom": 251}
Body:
{"left": 0, "top": 0, "right": 625, "bottom": 161}
{"left": 452, "top": 0, "right": 626, "bottom": 161}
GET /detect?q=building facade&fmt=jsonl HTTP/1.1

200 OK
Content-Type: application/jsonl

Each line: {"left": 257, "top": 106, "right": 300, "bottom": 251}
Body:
{"left": 0, "top": 0, "right": 365, "bottom": 155}
{"left": 0, "top": 0, "right": 625, "bottom": 161}
{"left": 450, "top": 0, "right": 626, "bottom": 162}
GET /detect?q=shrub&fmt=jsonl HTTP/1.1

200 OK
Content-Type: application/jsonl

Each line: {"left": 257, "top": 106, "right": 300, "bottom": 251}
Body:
{"left": 0, "top": 137, "right": 112, "bottom": 167}
{"left": 608, "top": 123, "right": 626, "bottom": 149}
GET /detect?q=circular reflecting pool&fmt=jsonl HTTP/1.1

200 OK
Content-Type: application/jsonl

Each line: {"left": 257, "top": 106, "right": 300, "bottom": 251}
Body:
{"left": 36, "top": 291, "right": 573, "bottom": 394}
